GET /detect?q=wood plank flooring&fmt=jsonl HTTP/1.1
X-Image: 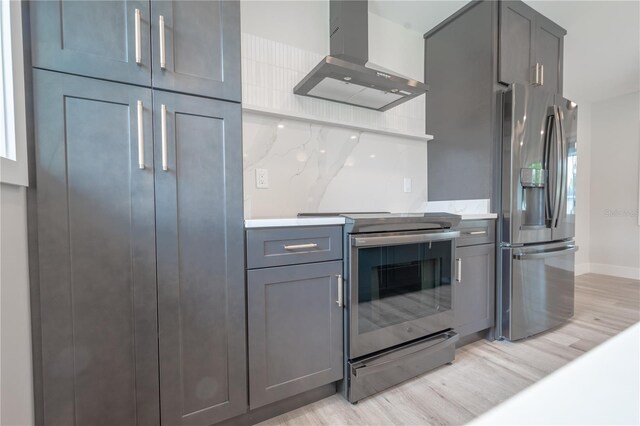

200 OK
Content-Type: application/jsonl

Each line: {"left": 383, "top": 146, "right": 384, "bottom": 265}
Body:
{"left": 258, "top": 273, "right": 640, "bottom": 426}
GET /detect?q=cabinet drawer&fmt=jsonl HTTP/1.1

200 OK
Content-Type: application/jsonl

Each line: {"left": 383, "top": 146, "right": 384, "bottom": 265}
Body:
{"left": 455, "top": 220, "right": 496, "bottom": 247}
{"left": 246, "top": 226, "right": 343, "bottom": 269}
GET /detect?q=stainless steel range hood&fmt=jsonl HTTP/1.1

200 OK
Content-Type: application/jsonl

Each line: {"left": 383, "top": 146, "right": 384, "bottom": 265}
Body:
{"left": 293, "top": 0, "right": 428, "bottom": 112}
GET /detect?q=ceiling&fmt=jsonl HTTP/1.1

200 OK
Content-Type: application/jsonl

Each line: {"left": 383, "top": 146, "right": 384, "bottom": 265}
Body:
{"left": 369, "top": 0, "right": 640, "bottom": 104}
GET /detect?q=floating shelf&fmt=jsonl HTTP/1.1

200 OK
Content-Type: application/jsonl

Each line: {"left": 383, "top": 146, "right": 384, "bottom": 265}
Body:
{"left": 242, "top": 104, "right": 434, "bottom": 142}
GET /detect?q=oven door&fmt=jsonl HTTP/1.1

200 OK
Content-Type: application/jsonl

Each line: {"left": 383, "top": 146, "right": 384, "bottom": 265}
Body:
{"left": 348, "top": 230, "right": 459, "bottom": 359}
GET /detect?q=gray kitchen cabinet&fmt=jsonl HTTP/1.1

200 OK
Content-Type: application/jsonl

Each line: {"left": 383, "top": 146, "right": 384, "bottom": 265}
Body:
{"left": 498, "top": 1, "right": 536, "bottom": 88}
{"left": 247, "top": 226, "right": 344, "bottom": 410}
{"left": 29, "top": 2, "right": 245, "bottom": 425}
{"left": 499, "top": 1, "right": 565, "bottom": 93}
{"left": 151, "top": 0, "right": 241, "bottom": 101}
{"left": 454, "top": 243, "right": 496, "bottom": 338}
{"left": 534, "top": 14, "right": 565, "bottom": 95}
{"left": 30, "top": 0, "right": 242, "bottom": 102}
{"left": 246, "top": 226, "right": 343, "bottom": 269}
{"left": 30, "top": 72, "right": 245, "bottom": 426}
{"left": 247, "top": 261, "right": 343, "bottom": 409}
{"left": 425, "top": 0, "right": 498, "bottom": 203}
{"left": 153, "top": 91, "right": 246, "bottom": 425}
{"left": 30, "top": 0, "right": 151, "bottom": 86}
{"left": 32, "top": 69, "right": 159, "bottom": 425}
{"left": 425, "top": 0, "right": 565, "bottom": 206}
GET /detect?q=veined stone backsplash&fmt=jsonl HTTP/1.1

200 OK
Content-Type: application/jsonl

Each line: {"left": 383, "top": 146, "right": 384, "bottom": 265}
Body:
{"left": 243, "top": 112, "right": 428, "bottom": 218}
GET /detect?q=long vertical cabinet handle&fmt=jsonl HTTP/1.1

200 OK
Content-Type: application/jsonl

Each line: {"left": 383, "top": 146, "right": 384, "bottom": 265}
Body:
{"left": 159, "top": 15, "right": 166, "bottom": 69}
{"left": 137, "top": 100, "right": 144, "bottom": 169}
{"left": 336, "top": 275, "right": 344, "bottom": 307}
{"left": 161, "top": 104, "right": 168, "bottom": 171}
{"left": 456, "top": 258, "right": 462, "bottom": 282}
{"left": 534, "top": 63, "right": 540, "bottom": 85}
{"left": 134, "top": 8, "right": 142, "bottom": 64}
{"left": 540, "top": 64, "right": 544, "bottom": 86}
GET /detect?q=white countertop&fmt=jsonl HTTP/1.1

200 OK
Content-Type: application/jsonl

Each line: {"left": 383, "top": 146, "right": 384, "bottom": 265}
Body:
{"left": 471, "top": 322, "right": 640, "bottom": 425}
{"left": 244, "top": 217, "right": 346, "bottom": 228}
{"left": 461, "top": 213, "right": 498, "bottom": 220}
{"left": 244, "top": 213, "right": 496, "bottom": 228}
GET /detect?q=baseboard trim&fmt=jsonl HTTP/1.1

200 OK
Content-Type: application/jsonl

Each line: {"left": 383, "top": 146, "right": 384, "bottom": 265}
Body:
{"left": 217, "top": 383, "right": 336, "bottom": 426}
{"left": 575, "top": 263, "right": 591, "bottom": 276}
{"left": 577, "top": 263, "right": 640, "bottom": 280}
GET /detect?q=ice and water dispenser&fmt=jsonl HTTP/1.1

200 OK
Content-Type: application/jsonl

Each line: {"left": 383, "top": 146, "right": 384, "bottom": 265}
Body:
{"left": 521, "top": 166, "right": 546, "bottom": 227}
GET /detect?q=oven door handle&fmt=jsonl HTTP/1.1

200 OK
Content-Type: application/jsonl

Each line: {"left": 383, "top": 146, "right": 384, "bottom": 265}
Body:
{"left": 352, "top": 230, "right": 460, "bottom": 248}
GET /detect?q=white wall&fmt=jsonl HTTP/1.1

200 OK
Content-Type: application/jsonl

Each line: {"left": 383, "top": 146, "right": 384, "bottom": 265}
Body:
{"left": 368, "top": 11, "right": 423, "bottom": 81}
{"left": 0, "top": 183, "right": 34, "bottom": 426}
{"left": 240, "top": 1, "right": 328, "bottom": 55}
{"left": 240, "top": 0, "right": 424, "bottom": 78}
{"left": 239, "top": 1, "right": 427, "bottom": 139}
{"left": 574, "top": 103, "right": 591, "bottom": 273}
{"left": 587, "top": 91, "right": 640, "bottom": 279}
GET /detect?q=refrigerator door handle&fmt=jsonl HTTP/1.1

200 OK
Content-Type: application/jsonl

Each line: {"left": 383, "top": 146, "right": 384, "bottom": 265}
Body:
{"left": 557, "top": 108, "right": 568, "bottom": 226}
{"left": 513, "top": 245, "right": 578, "bottom": 259}
{"left": 543, "top": 114, "right": 555, "bottom": 222}
{"left": 551, "top": 106, "right": 563, "bottom": 228}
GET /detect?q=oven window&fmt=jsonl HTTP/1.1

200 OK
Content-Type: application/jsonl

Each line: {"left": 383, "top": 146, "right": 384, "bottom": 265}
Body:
{"left": 357, "top": 240, "right": 452, "bottom": 334}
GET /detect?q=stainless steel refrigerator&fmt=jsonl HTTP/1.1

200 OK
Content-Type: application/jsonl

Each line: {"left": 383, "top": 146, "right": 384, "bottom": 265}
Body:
{"left": 499, "top": 83, "right": 578, "bottom": 341}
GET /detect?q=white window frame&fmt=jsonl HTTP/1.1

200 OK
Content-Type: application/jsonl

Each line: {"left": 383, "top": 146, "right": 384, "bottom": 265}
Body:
{"left": 1, "top": 0, "right": 28, "bottom": 187}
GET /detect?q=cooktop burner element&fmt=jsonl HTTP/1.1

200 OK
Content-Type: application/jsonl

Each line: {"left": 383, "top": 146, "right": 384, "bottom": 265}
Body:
{"left": 298, "top": 212, "right": 461, "bottom": 233}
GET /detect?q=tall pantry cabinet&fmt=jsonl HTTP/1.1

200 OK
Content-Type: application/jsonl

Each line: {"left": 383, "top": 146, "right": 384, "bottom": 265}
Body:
{"left": 28, "top": 1, "right": 245, "bottom": 425}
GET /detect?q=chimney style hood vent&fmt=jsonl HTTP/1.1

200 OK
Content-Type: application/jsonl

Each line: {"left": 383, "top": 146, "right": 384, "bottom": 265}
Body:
{"left": 294, "top": 0, "right": 428, "bottom": 112}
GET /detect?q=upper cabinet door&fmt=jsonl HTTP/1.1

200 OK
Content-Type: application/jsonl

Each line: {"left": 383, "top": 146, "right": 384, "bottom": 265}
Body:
{"left": 33, "top": 69, "right": 158, "bottom": 425}
{"left": 499, "top": 1, "right": 566, "bottom": 93}
{"left": 499, "top": 1, "right": 536, "bottom": 86}
{"left": 535, "top": 15, "right": 566, "bottom": 94}
{"left": 151, "top": 1, "right": 241, "bottom": 101}
{"left": 154, "top": 91, "right": 246, "bottom": 425}
{"left": 30, "top": 0, "right": 151, "bottom": 86}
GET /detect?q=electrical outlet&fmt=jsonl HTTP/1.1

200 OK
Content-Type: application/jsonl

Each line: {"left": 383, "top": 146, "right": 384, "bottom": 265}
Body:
{"left": 403, "top": 177, "right": 412, "bottom": 193}
{"left": 256, "top": 169, "right": 269, "bottom": 189}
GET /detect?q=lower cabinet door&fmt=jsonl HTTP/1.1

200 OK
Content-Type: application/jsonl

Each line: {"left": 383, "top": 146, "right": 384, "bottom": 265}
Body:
{"left": 248, "top": 261, "right": 344, "bottom": 409}
{"left": 154, "top": 91, "right": 246, "bottom": 425}
{"left": 454, "top": 244, "right": 496, "bottom": 337}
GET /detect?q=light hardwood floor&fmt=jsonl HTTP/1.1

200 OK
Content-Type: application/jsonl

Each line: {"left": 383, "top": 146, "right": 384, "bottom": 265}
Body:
{"left": 259, "top": 273, "right": 640, "bottom": 426}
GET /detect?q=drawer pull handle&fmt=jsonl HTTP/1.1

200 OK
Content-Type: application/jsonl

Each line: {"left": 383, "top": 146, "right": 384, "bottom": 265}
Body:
{"left": 465, "top": 230, "right": 487, "bottom": 235}
{"left": 283, "top": 243, "right": 319, "bottom": 251}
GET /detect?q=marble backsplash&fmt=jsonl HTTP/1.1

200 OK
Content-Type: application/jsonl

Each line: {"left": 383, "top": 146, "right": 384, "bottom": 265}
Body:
{"left": 243, "top": 112, "right": 428, "bottom": 218}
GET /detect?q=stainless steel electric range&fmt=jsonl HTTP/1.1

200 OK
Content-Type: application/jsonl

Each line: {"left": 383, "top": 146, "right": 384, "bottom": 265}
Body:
{"left": 299, "top": 212, "right": 462, "bottom": 403}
